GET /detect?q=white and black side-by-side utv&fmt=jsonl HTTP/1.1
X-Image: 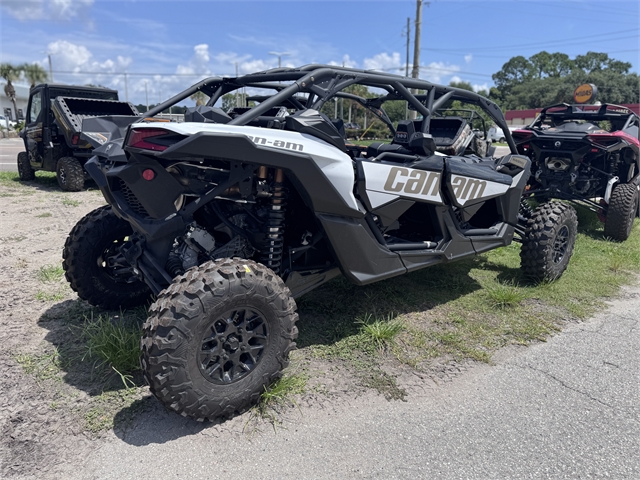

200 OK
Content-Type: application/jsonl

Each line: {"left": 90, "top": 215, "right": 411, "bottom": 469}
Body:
{"left": 63, "top": 66, "right": 578, "bottom": 421}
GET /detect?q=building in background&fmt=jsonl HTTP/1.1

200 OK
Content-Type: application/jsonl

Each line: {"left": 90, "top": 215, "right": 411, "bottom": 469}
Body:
{"left": 1, "top": 82, "right": 29, "bottom": 122}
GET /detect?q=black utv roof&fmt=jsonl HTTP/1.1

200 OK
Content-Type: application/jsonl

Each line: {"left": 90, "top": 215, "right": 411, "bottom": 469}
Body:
{"left": 142, "top": 64, "right": 518, "bottom": 151}
{"left": 537, "top": 103, "right": 639, "bottom": 121}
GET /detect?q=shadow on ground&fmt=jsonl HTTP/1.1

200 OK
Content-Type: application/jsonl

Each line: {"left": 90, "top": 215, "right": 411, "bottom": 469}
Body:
{"left": 35, "top": 256, "right": 484, "bottom": 445}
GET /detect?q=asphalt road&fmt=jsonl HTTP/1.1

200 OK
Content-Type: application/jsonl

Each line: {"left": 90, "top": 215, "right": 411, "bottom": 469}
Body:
{"left": 75, "top": 284, "right": 640, "bottom": 479}
{"left": 0, "top": 138, "right": 23, "bottom": 171}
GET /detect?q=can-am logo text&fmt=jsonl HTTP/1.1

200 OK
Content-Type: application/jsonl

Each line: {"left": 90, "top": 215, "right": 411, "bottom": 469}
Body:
{"left": 383, "top": 166, "right": 440, "bottom": 196}
{"left": 246, "top": 135, "right": 304, "bottom": 152}
{"left": 450, "top": 176, "right": 487, "bottom": 201}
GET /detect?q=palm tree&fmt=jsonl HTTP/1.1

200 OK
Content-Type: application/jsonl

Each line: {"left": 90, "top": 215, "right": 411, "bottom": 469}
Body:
{"left": 21, "top": 63, "right": 48, "bottom": 90}
{"left": 190, "top": 91, "right": 209, "bottom": 106}
{"left": 0, "top": 63, "right": 19, "bottom": 121}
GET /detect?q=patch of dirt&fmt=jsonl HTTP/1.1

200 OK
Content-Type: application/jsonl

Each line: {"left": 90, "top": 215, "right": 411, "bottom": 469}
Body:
{"left": 0, "top": 182, "right": 106, "bottom": 479}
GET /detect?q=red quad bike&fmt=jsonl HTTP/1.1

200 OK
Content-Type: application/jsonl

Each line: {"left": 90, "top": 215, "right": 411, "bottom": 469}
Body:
{"left": 512, "top": 103, "right": 640, "bottom": 241}
{"left": 63, "top": 66, "right": 578, "bottom": 421}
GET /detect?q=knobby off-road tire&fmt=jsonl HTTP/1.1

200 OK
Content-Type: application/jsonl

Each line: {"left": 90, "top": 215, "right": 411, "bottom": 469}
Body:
{"left": 520, "top": 201, "right": 578, "bottom": 282}
{"left": 17, "top": 151, "right": 35, "bottom": 181}
{"left": 63, "top": 205, "right": 151, "bottom": 309}
{"left": 141, "top": 258, "right": 298, "bottom": 422}
{"left": 603, "top": 183, "right": 638, "bottom": 242}
{"left": 56, "top": 156, "right": 84, "bottom": 191}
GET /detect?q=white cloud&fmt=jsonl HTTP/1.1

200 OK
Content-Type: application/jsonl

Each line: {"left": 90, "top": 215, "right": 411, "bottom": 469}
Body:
{"left": 1, "top": 0, "right": 93, "bottom": 21}
{"left": 464, "top": 54, "right": 473, "bottom": 64}
{"left": 420, "top": 61, "right": 462, "bottom": 84}
{"left": 473, "top": 83, "right": 489, "bottom": 93}
{"left": 46, "top": 40, "right": 132, "bottom": 75}
{"left": 450, "top": 75, "right": 462, "bottom": 84}
{"left": 363, "top": 52, "right": 402, "bottom": 72}
{"left": 329, "top": 54, "right": 358, "bottom": 69}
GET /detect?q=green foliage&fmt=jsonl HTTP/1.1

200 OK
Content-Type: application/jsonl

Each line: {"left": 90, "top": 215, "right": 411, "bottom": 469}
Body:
{"left": 21, "top": 62, "right": 48, "bottom": 88}
{"left": 492, "top": 51, "right": 639, "bottom": 110}
{"left": 37, "top": 264, "right": 64, "bottom": 283}
{"left": 358, "top": 313, "right": 404, "bottom": 347}
{"left": 81, "top": 313, "right": 143, "bottom": 376}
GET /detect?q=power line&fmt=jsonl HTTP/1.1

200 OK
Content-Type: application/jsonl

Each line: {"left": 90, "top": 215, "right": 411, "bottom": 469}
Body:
{"left": 421, "top": 29, "right": 639, "bottom": 54}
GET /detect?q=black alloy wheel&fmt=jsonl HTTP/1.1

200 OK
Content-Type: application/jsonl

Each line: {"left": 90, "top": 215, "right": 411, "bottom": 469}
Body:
{"left": 198, "top": 307, "right": 268, "bottom": 385}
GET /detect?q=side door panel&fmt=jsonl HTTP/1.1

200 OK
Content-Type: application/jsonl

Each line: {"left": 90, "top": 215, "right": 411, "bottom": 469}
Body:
{"left": 24, "top": 88, "right": 44, "bottom": 168}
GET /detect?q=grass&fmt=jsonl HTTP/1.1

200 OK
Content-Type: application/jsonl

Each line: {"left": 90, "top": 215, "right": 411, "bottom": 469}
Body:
{"left": 297, "top": 210, "right": 640, "bottom": 378}
{"left": 358, "top": 313, "right": 404, "bottom": 347}
{"left": 35, "top": 290, "right": 66, "bottom": 302}
{"left": 37, "top": 264, "right": 64, "bottom": 283}
{"left": 35, "top": 212, "right": 52, "bottom": 218}
{"left": 0, "top": 170, "right": 57, "bottom": 187}
{"left": 81, "top": 311, "right": 144, "bottom": 380}
{"left": 61, "top": 197, "right": 81, "bottom": 207}
{"left": 247, "top": 373, "right": 308, "bottom": 430}
{"left": 15, "top": 348, "right": 64, "bottom": 382}
{"left": 484, "top": 281, "right": 526, "bottom": 309}
{"left": 16, "top": 206, "right": 640, "bottom": 430}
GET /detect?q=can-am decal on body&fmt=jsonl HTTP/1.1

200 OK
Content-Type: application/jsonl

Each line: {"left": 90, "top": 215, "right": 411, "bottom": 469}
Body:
{"left": 361, "top": 162, "right": 443, "bottom": 208}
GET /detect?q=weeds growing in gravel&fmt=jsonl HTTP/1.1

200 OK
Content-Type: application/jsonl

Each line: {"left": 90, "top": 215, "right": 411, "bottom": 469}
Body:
{"left": 81, "top": 312, "right": 143, "bottom": 378}
{"left": 358, "top": 313, "right": 404, "bottom": 347}
{"left": 484, "top": 281, "right": 526, "bottom": 309}
{"left": 37, "top": 264, "right": 64, "bottom": 283}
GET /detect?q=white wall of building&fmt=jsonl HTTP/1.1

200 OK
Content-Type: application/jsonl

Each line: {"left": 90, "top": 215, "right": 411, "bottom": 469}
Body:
{"left": 1, "top": 82, "right": 30, "bottom": 121}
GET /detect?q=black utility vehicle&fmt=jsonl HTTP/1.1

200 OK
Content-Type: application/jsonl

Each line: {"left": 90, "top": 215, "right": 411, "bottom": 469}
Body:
{"left": 63, "top": 66, "right": 577, "bottom": 421}
{"left": 18, "top": 84, "right": 139, "bottom": 191}
{"left": 512, "top": 103, "right": 640, "bottom": 241}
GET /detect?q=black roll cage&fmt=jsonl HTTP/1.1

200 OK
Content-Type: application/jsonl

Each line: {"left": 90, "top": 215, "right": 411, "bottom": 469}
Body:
{"left": 140, "top": 65, "right": 518, "bottom": 152}
{"left": 530, "top": 103, "right": 640, "bottom": 133}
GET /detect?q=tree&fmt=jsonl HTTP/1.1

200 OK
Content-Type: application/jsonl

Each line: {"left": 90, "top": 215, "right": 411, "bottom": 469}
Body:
{"left": 21, "top": 63, "right": 48, "bottom": 89}
{"left": 0, "top": 63, "right": 19, "bottom": 121}
{"left": 492, "top": 51, "right": 639, "bottom": 110}
{"left": 190, "top": 91, "right": 209, "bottom": 106}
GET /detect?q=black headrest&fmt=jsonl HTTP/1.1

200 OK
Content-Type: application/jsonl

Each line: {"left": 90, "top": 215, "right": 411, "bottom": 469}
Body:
{"left": 184, "top": 106, "right": 231, "bottom": 124}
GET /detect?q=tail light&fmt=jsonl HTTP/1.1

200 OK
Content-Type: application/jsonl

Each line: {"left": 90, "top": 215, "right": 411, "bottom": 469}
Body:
{"left": 511, "top": 130, "right": 534, "bottom": 142}
{"left": 587, "top": 134, "right": 619, "bottom": 148}
{"left": 127, "top": 128, "right": 184, "bottom": 152}
{"left": 71, "top": 133, "right": 80, "bottom": 145}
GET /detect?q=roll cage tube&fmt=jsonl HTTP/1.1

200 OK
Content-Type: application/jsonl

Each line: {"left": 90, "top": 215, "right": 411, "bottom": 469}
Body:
{"left": 134, "top": 65, "right": 517, "bottom": 152}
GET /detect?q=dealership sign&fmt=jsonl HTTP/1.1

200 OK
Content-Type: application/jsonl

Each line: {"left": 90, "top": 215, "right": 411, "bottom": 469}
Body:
{"left": 573, "top": 84, "right": 598, "bottom": 104}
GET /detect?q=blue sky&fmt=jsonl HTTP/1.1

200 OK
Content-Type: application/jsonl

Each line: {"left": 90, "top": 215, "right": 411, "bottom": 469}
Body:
{"left": 1, "top": 0, "right": 638, "bottom": 106}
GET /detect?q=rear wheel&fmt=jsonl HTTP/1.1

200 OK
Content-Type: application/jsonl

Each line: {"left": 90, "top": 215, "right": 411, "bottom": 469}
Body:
{"left": 604, "top": 183, "right": 638, "bottom": 241}
{"left": 56, "top": 156, "right": 84, "bottom": 191}
{"left": 520, "top": 201, "right": 578, "bottom": 282}
{"left": 141, "top": 258, "right": 298, "bottom": 422}
{"left": 17, "top": 151, "right": 35, "bottom": 181}
{"left": 63, "top": 206, "right": 151, "bottom": 309}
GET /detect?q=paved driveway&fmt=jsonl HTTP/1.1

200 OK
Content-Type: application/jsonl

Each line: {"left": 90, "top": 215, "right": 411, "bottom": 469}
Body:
{"left": 0, "top": 138, "right": 23, "bottom": 172}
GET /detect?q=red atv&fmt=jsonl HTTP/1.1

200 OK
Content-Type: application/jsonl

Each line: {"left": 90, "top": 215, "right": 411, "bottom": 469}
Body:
{"left": 512, "top": 103, "right": 640, "bottom": 241}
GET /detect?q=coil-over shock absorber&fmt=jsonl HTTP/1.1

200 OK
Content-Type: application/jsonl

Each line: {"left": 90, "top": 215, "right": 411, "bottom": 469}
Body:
{"left": 260, "top": 168, "right": 287, "bottom": 274}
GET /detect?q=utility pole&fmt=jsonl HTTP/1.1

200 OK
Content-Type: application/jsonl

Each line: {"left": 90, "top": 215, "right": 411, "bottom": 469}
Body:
{"left": 405, "top": 17, "right": 411, "bottom": 118}
{"left": 269, "top": 51, "right": 290, "bottom": 69}
{"left": 124, "top": 73, "right": 129, "bottom": 102}
{"left": 235, "top": 62, "right": 240, "bottom": 107}
{"left": 144, "top": 81, "right": 149, "bottom": 111}
{"left": 405, "top": 17, "right": 411, "bottom": 78}
{"left": 410, "top": 0, "right": 427, "bottom": 120}
{"left": 47, "top": 54, "right": 54, "bottom": 83}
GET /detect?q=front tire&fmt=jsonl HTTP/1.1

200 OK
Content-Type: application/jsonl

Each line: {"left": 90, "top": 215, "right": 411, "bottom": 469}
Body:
{"left": 17, "top": 151, "right": 35, "bottom": 181}
{"left": 56, "top": 156, "right": 84, "bottom": 191}
{"left": 520, "top": 201, "right": 578, "bottom": 282}
{"left": 603, "top": 183, "right": 638, "bottom": 241}
{"left": 63, "top": 206, "right": 151, "bottom": 309}
{"left": 141, "top": 258, "right": 298, "bottom": 422}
